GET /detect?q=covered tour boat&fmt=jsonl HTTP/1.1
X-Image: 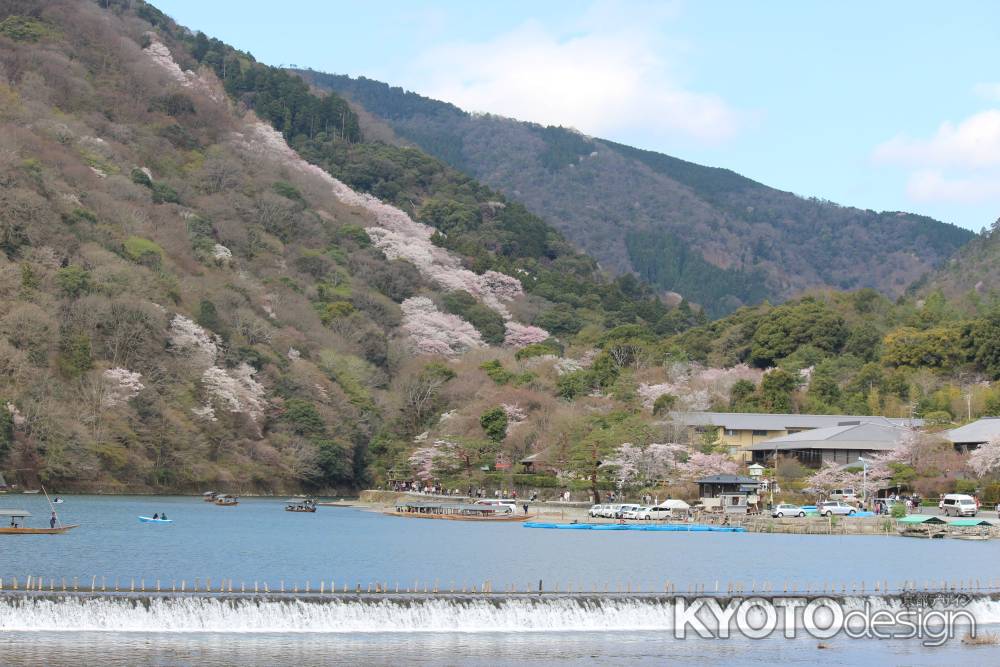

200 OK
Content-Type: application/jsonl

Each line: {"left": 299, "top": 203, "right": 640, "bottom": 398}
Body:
{"left": 0, "top": 509, "right": 79, "bottom": 535}
{"left": 214, "top": 494, "right": 239, "bottom": 506}
{"left": 388, "top": 501, "right": 533, "bottom": 522}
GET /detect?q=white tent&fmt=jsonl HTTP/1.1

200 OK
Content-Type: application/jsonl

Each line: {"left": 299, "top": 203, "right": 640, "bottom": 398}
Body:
{"left": 656, "top": 499, "right": 690, "bottom": 510}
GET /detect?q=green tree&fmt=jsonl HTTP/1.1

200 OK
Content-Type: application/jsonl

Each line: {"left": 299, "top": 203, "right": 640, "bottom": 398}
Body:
{"left": 750, "top": 300, "right": 848, "bottom": 367}
{"left": 282, "top": 399, "right": 326, "bottom": 436}
{"left": 970, "top": 311, "right": 1000, "bottom": 379}
{"left": 57, "top": 332, "right": 92, "bottom": 378}
{"left": 759, "top": 369, "right": 798, "bottom": 413}
{"left": 652, "top": 393, "right": 677, "bottom": 416}
{"left": 729, "top": 379, "right": 757, "bottom": 411}
{"left": 480, "top": 407, "right": 509, "bottom": 443}
{"left": 56, "top": 266, "right": 92, "bottom": 298}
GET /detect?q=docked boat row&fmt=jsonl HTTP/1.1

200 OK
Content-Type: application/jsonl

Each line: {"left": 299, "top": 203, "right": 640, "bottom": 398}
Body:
{"left": 896, "top": 515, "right": 996, "bottom": 539}
{"left": 388, "top": 501, "right": 534, "bottom": 521}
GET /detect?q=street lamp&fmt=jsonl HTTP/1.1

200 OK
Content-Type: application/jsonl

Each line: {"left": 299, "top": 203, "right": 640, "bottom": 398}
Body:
{"left": 857, "top": 457, "right": 869, "bottom": 508}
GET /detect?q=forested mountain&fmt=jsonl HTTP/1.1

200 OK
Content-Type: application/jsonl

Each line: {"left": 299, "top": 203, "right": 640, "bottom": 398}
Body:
{"left": 297, "top": 72, "right": 975, "bottom": 316}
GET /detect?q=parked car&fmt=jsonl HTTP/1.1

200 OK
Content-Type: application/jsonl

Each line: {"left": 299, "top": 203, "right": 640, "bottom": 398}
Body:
{"left": 771, "top": 503, "right": 805, "bottom": 518}
{"left": 616, "top": 504, "right": 642, "bottom": 519}
{"left": 940, "top": 494, "right": 978, "bottom": 517}
{"left": 817, "top": 501, "right": 856, "bottom": 516}
{"left": 588, "top": 504, "right": 605, "bottom": 518}
{"left": 640, "top": 506, "right": 672, "bottom": 520}
{"left": 600, "top": 504, "right": 623, "bottom": 518}
{"left": 620, "top": 505, "right": 647, "bottom": 520}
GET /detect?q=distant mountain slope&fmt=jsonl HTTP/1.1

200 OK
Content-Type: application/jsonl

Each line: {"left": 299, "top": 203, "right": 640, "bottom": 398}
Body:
{"left": 297, "top": 72, "right": 975, "bottom": 316}
{"left": 912, "top": 224, "right": 1000, "bottom": 305}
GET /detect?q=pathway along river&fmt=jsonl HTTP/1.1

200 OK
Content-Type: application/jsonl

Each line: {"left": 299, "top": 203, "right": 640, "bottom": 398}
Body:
{"left": 1, "top": 495, "right": 999, "bottom": 665}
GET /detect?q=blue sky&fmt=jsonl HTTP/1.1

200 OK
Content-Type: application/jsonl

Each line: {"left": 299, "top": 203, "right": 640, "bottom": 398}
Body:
{"left": 155, "top": 0, "right": 1000, "bottom": 232}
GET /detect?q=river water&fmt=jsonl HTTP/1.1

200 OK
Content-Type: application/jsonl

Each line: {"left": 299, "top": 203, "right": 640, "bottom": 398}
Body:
{"left": 0, "top": 495, "right": 998, "bottom": 665}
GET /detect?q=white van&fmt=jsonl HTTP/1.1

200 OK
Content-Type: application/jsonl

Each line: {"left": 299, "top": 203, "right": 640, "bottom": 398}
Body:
{"left": 940, "top": 494, "right": 977, "bottom": 517}
{"left": 829, "top": 488, "right": 858, "bottom": 504}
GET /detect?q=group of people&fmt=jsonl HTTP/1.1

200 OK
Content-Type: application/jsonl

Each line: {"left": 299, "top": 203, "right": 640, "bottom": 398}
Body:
{"left": 151, "top": 512, "right": 169, "bottom": 520}
{"left": 871, "top": 494, "right": 921, "bottom": 515}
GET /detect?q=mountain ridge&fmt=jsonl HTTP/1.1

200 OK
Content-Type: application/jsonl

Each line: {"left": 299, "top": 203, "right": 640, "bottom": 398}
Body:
{"left": 297, "top": 71, "right": 975, "bottom": 316}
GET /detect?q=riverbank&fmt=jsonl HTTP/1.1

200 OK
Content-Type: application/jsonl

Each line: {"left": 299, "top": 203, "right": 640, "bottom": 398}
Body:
{"left": 355, "top": 491, "right": 1000, "bottom": 538}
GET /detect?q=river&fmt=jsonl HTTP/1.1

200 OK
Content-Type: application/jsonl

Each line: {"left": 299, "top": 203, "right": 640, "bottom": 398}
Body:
{"left": 0, "top": 495, "right": 998, "bottom": 664}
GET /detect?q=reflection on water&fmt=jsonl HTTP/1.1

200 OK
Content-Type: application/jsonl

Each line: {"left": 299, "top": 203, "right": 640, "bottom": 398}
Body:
{"left": 0, "top": 631, "right": 990, "bottom": 666}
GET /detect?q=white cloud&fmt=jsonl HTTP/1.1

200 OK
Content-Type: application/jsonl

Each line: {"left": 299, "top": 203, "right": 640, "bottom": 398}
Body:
{"left": 405, "top": 8, "right": 741, "bottom": 144}
{"left": 906, "top": 170, "right": 1000, "bottom": 203}
{"left": 873, "top": 109, "right": 1000, "bottom": 169}
{"left": 874, "top": 109, "right": 1000, "bottom": 205}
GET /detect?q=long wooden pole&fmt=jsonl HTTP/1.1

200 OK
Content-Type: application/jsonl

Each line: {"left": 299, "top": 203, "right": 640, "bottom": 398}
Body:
{"left": 40, "top": 484, "right": 61, "bottom": 528}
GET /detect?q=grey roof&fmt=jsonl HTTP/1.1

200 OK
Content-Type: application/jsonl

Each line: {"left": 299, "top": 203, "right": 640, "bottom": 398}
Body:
{"left": 0, "top": 509, "right": 31, "bottom": 517}
{"left": 669, "top": 411, "right": 923, "bottom": 431}
{"left": 745, "top": 422, "right": 906, "bottom": 452}
{"left": 944, "top": 418, "right": 1000, "bottom": 445}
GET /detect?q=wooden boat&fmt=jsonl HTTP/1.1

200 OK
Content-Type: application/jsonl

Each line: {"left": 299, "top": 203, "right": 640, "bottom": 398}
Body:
{"left": 388, "top": 501, "right": 534, "bottom": 522}
{"left": 202, "top": 491, "right": 218, "bottom": 502}
{"left": 214, "top": 494, "right": 239, "bottom": 506}
{"left": 0, "top": 509, "right": 79, "bottom": 534}
{"left": 285, "top": 498, "right": 317, "bottom": 513}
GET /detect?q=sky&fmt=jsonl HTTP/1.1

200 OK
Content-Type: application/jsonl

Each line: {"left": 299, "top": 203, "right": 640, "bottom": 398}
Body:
{"left": 154, "top": 0, "right": 1000, "bottom": 232}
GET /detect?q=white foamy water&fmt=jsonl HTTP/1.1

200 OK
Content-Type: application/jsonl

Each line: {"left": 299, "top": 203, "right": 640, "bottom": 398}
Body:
{"left": 1, "top": 594, "right": 996, "bottom": 634}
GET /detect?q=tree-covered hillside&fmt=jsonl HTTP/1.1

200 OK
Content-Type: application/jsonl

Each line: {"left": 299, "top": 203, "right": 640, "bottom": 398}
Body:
{"left": 0, "top": 0, "right": 678, "bottom": 493}
{"left": 299, "top": 71, "right": 975, "bottom": 317}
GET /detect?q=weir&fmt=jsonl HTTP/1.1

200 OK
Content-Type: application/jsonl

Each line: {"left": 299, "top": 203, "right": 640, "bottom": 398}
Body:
{"left": 0, "top": 590, "right": 997, "bottom": 633}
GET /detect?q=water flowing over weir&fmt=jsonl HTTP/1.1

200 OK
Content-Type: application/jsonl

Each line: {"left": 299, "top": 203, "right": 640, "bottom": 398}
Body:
{"left": 1, "top": 592, "right": 997, "bottom": 633}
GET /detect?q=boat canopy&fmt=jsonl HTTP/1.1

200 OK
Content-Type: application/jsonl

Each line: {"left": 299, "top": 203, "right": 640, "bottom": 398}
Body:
{"left": 0, "top": 509, "right": 31, "bottom": 517}
{"left": 896, "top": 515, "right": 946, "bottom": 524}
{"left": 949, "top": 518, "right": 992, "bottom": 527}
{"left": 395, "top": 501, "right": 501, "bottom": 515}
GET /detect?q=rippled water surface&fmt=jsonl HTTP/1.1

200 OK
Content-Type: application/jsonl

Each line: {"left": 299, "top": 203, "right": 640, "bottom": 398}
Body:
{"left": 1, "top": 495, "right": 997, "bottom": 590}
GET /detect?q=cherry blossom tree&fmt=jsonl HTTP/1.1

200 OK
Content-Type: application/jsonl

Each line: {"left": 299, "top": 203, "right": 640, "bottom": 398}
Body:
{"left": 503, "top": 321, "right": 549, "bottom": 348}
{"left": 201, "top": 363, "right": 267, "bottom": 423}
{"left": 676, "top": 451, "right": 740, "bottom": 482}
{"left": 969, "top": 437, "right": 1000, "bottom": 477}
{"left": 168, "top": 314, "right": 218, "bottom": 367}
{"left": 101, "top": 368, "right": 144, "bottom": 408}
{"left": 400, "top": 297, "right": 485, "bottom": 357}
{"left": 602, "top": 442, "right": 689, "bottom": 488}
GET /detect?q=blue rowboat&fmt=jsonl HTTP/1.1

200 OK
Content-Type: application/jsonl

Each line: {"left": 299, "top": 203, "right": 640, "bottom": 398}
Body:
{"left": 138, "top": 516, "right": 173, "bottom": 524}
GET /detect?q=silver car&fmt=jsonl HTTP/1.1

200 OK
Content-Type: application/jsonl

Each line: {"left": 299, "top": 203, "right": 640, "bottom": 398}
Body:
{"left": 818, "top": 501, "right": 856, "bottom": 517}
{"left": 771, "top": 503, "right": 805, "bottom": 518}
